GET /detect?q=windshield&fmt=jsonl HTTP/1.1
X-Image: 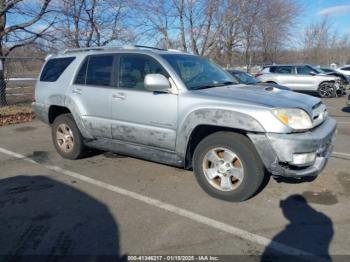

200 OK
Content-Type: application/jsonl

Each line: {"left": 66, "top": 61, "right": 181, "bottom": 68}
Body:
{"left": 232, "top": 71, "right": 259, "bottom": 84}
{"left": 161, "top": 54, "right": 236, "bottom": 90}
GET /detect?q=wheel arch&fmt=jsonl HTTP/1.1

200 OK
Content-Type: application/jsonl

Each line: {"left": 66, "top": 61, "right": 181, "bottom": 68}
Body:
{"left": 266, "top": 81, "right": 278, "bottom": 84}
{"left": 48, "top": 105, "right": 71, "bottom": 124}
{"left": 184, "top": 125, "right": 250, "bottom": 169}
{"left": 48, "top": 96, "right": 93, "bottom": 139}
{"left": 177, "top": 108, "right": 265, "bottom": 169}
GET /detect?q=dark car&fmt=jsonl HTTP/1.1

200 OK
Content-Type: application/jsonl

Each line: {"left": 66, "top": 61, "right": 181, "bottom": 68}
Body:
{"left": 227, "top": 69, "right": 291, "bottom": 91}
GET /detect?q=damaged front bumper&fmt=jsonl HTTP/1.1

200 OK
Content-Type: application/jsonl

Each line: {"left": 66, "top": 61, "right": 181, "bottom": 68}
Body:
{"left": 248, "top": 117, "right": 337, "bottom": 178}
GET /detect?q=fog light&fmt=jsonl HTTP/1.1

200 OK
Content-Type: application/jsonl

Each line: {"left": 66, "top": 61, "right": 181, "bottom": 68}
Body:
{"left": 292, "top": 152, "right": 316, "bottom": 165}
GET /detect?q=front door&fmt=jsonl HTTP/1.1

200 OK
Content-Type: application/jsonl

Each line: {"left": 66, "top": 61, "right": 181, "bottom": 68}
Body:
{"left": 295, "top": 65, "right": 317, "bottom": 91}
{"left": 111, "top": 54, "right": 178, "bottom": 151}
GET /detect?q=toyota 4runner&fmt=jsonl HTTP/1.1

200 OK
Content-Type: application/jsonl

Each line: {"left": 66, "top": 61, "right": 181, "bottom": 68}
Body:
{"left": 33, "top": 46, "right": 336, "bottom": 202}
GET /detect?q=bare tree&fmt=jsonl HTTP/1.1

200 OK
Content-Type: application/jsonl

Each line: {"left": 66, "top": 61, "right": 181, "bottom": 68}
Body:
{"left": 56, "top": 0, "right": 135, "bottom": 48}
{"left": 172, "top": 0, "right": 187, "bottom": 51}
{"left": 0, "top": 0, "right": 54, "bottom": 106}
{"left": 255, "top": 0, "right": 299, "bottom": 64}
{"left": 184, "top": 0, "right": 222, "bottom": 56}
{"left": 129, "top": 0, "right": 176, "bottom": 49}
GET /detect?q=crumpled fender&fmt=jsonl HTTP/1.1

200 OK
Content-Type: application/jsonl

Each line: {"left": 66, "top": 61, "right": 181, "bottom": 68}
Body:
{"left": 176, "top": 108, "right": 265, "bottom": 158}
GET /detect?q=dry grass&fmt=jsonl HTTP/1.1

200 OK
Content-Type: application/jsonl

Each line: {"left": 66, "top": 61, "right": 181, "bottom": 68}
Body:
{"left": 0, "top": 103, "right": 32, "bottom": 116}
{"left": 0, "top": 103, "right": 35, "bottom": 126}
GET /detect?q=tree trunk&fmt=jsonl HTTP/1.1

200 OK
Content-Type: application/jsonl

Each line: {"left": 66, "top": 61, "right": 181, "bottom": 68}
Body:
{"left": 0, "top": 61, "right": 6, "bottom": 106}
{"left": 0, "top": 1, "right": 6, "bottom": 106}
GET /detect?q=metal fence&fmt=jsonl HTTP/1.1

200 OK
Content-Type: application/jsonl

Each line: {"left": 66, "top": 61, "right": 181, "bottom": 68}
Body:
{"left": 0, "top": 57, "right": 44, "bottom": 106}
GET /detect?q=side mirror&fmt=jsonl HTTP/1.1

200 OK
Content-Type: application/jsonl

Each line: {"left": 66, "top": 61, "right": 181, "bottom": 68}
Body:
{"left": 309, "top": 71, "right": 316, "bottom": 76}
{"left": 144, "top": 74, "right": 170, "bottom": 92}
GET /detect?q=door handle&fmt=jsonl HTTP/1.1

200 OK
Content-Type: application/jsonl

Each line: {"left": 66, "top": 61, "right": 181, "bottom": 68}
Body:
{"left": 112, "top": 93, "right": 126, "bottom": 100}
{"left": 72, "top": 88, "right": 82, "bottom": 95}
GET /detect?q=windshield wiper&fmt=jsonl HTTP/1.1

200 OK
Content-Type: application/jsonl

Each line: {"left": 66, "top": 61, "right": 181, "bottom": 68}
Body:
{"left": 191, "top": 81, "right": 235, "bottom": 90}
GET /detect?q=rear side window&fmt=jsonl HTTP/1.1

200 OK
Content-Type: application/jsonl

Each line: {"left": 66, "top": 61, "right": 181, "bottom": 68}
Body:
{"left": 275, "top": 66, "right": 293, "bottom": 74}
{"left": 86, "top": 55, "right": 114, "bottom": 86}
{"left": 40, "top": 57, "right": 75, "bottom": 82}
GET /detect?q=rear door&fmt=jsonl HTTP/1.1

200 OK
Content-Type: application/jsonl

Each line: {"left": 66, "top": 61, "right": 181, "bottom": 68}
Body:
{"left": 70, "top": 54, "right": 115, "bottom": 138}
{"left": 110, "top": 53, "right": 178, "bottom": 150}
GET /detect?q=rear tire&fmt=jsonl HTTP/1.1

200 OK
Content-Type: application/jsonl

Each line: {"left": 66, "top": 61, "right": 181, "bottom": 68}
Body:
{"left": 192, "top": 132, "right": 266, "bottom": 202}
{"left": 52, "top": 113, "right": 85, "bottom": 159}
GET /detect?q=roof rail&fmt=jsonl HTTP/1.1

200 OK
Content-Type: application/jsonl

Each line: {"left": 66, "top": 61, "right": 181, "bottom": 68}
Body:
{"left": 63, "top": 45, "right": 167, "bottom": 54}
{"left": 167, "top": 48, "right": 183, "bottom": 53}
{"left": 133, "top": 45, "right": 166, "bottom": 51}
{"left": 63, "top": 46, "right": 123, "bottom": 54}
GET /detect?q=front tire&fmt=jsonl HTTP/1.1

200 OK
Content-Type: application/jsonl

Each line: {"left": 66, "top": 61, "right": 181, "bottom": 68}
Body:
{"left": 52, "top": 113, "right": 85, "bottom": 159}
{"left": 193, "top": 132, "right": 265, "bottom": 202}
{"left": 318, "top": 82, "right": 336, "bottom": 98}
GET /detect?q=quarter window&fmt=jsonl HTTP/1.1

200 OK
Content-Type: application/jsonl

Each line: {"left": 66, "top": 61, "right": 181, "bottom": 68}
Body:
{"left": 86, "top": 55, "right": 114, "bottom": 86}
{"left": 119, "top": 54, "right": 167, "bottom": 90}
{"left": 40, "top": 57, "right": 75, "bottom": 82}
{"left": 268, "top": 66, "right": 277, "bottom": 73}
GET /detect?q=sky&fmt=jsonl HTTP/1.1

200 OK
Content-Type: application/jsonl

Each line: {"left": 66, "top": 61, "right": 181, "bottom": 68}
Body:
{"left": 297, "top": 0, "right": 350, "bottom": 35}
{"left": 6, "top": 0, "right": 350, "bottom": 50}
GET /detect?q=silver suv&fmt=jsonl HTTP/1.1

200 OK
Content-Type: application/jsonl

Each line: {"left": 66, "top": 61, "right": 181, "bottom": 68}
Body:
{"left": 256, "top": 64, "right": 342, "bottom": 97}
{"left": 33, "top": 46, "right": 336, "bottom": 201}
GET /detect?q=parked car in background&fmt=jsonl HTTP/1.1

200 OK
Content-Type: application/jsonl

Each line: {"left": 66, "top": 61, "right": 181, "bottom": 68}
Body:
{"left": 256, "top": 64, "right": 343, "bottom": 98}
{"left": 336, "top": 66, "right": 350, "bottom": 76}
{"left": 227, "top": 69, "right": 291, "bottom": 90}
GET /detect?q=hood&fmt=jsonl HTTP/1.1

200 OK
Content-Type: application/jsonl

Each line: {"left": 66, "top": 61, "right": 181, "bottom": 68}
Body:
{"left": 248, "top": 82, "right": 291, "bottom": 90}
{"left": 322, "top": 72, "right": 349, "bottom": 84}
{"left": 192, "top": 84, "right": 321, "bottom": 116}
{"left": 316, "top": 73, "right": 340, "bottom": 80}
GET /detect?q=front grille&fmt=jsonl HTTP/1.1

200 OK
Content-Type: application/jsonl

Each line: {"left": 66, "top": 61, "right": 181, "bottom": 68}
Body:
{"left": 312, "top": 102, "right": 327, "bottom": 128}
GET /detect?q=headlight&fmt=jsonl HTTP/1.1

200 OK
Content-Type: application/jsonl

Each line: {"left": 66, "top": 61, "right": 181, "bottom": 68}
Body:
{"left": 272, "top": 108, "right": 312, "bottom": 130}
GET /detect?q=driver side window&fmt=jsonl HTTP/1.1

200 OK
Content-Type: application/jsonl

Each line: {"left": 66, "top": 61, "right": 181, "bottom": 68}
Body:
{"left": 118, "top": 54, "right": 167, "bottom": 90}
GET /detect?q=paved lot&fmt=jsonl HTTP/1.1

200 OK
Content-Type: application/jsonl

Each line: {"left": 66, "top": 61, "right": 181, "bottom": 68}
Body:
{"left": 0, "top": 96, "right": 350, "bottom": 261}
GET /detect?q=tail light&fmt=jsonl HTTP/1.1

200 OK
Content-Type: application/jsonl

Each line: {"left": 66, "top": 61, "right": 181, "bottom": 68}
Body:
{"left": 255, "top": 72, "right": 263, "bottom": 77}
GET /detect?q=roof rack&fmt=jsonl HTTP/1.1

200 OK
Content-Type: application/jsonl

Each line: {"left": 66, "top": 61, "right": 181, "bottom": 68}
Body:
{"left": 63, "top": 45, "right": 168, "bottom": 54}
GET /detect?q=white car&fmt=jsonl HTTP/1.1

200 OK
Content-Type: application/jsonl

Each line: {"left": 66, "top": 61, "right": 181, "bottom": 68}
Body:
{"left": 336, "top": 66, "right": 350, "bottom": 76}
{"left": 256, "top": 64, "right": 342, "bottom": 98}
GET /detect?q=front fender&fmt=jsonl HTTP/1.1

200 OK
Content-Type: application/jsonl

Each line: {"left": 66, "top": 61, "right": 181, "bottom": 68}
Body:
{"left": 176, "top": 108, "right": 265, "bottom": 158}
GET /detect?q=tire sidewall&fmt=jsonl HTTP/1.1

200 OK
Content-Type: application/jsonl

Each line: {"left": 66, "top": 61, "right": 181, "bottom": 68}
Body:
{"left": 193, "top": 133, "right": 264, "bottom": 202}
{"left": 52, "top": 114, "right": 84, "bottom": 159}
